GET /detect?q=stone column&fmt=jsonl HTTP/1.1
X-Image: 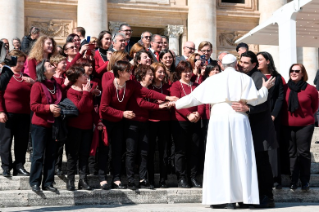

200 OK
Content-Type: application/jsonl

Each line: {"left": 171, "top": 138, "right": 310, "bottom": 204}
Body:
{"left": 0, "top": 0, "right": 24, "bottom": 49}
{"left": 188, "top": 0, "right": 216, "bottom": 59}
{"left": 77, "top": 0, "right": 108, "bottom": 37}
{"left": 165, "top": 25, "right": 184, "bottom": 56}
{"left": 259, "top": 0, "right": 287, "bottom": 70}
{"left": 299, "top": 47, "right": 318, "bottom": 85}
{"left": 108, "top": 21, "right": 126, "bottom": 36}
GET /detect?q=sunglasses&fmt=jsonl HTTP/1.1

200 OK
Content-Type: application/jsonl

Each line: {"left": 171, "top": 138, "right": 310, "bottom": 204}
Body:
{"left": 66, "top": 46, "right": 77, "bottom": 50}
{"left": 290, "top": 70, "right": 300, "bottom": 73}
{"left": 144, "top": 36, "right": 151, "bottom": 39}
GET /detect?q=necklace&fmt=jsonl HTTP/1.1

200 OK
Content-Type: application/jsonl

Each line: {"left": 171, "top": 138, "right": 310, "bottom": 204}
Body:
{"left": 152, "top": 82, "right": 163, "bottom": 93}
{"left": 13, "top": 73, "right": 23, "bottom": 82}
{"left": 47, "top": 85, "right": 56, "bottom": 94}
{"left": 114, "top": 79, "right": 126, "bottom": 102}
{"left": 180, "top": 80, "right": 192, "bottom": 96}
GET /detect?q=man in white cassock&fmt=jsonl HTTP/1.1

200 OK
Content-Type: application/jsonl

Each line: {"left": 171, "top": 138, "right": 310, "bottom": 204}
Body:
{"left": 174, "top": 54, "right": 275, "bottom": 209}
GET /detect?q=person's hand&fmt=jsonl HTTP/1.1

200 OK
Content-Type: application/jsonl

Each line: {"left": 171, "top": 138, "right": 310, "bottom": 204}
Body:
{"left": 159, "top": 102, "right": 168, "bottom": 109}
{"left": 64, "top": 77, "right": 70, "bottom": 86}
{"left": 195, "top": 59, "right": 201, "bottom": 68}
{"left": 193, "top": 111, "right": 201, "bottom": 123}
{"left": 187, "top": 113, "right": 198, "bottom": 122}
{"left": 167, "top": 101, "right": 176, "bottom": 108}
{"left": 123, "top": 111, "right": 135, "bottom": 119}
{"left": 97, "top": 121, "right": 104, "bottom": 131}
{"left": 83, "top": 81, "right": 92, "bottom": 92}
{"left": 22, "top": 76, "right": 35, "bottom": 84}
{"left": 0, "top": 112, "right": 8, "bottom": 123}
{"left": 271, "top": 115, "right": 275, "bottom": 121}
{"left": 201, "top": 67, "right": 206, "bottom": 76}
{"left": 79, "top": 44, "right": 90, "bottom": 54}
{"left": 231, "top": 101, "right": 249, "bottom": 112}
{"left": 50, "top": 104, "right": 61, "bottom": 114}
{"left": 262, "top": 76, "right": 276, "bottom": 89}
{"left": 166, "top": 96, "right": 179, "bottom": 101}
{"left": 92, "top": 88, "right": 101, "bottom": 96}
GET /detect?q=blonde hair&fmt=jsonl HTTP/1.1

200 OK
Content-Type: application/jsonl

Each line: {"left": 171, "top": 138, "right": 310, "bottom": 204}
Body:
{"left": 107, "top": 50, "right": 129, "bottom": 71}
{"left": 198, "top": 41, "right": 212, "bottom": 51}
{"left": 28, "top": 36, "right": 57, "bottom": 62}
{"left": 129, "top": 43, "right": 145, "bottom": 58}
{"left": 151, "top": 62, "right": 169, "bottom": 84}
{"left": 188, "top": 53, "right": 201, "bottom": 70}
{"left": 50, "top": 54, "right": 66, "bottom": 65}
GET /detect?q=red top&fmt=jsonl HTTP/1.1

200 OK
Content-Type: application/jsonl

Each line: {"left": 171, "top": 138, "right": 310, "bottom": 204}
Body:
{"left": 170, "top": 81, "right": 202, "bottom": 122}
{"left": 148, "top": 83, "right": 171, "bottom": 121}
{"left": 27, "top": 58, "right": 38, "bottom": 80}
{"left": 100, "top": 80, "right": 167, "bottom": 122}
{"left": 191, "top": 73, "right": 203, "bottom": 84}
{"left": 101, "top": 72, "right": 114, "bottom": 91}
{"left": 198, "top": 104, "right": 210, "bottom": 120}
{"left": 66, "top": 53, "right": 83, "bottom": 71}
{"left": 30, "top": 81, "right": 61, "bottom": 128}
{"left": 67, "top": 88, "right": 94, "bottom": 130}
{"left": 282, "top": 83, "right": 318, "bottom": 126}
{"left": 0, "top": 73, "right": 32, "bottom": 114}
{"left": 94, "top": 50, "right": 109, "bottom": 78}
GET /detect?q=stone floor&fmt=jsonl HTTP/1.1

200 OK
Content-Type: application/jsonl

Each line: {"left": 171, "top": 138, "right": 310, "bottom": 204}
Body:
{"left": 1, "top": 203, "right": 319, "bottom": 212}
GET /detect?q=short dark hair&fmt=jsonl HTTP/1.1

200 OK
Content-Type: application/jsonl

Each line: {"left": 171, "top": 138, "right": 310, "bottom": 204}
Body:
{"left": 30, "top": 26, "right": 40, "bottom": 35}
{"left": 241, "top": 51, "right": 257, "bottom": 65}
{"left": 134, "top": 50, "right": 153, "bottom": 66}
{"left": 76, "top": 58, "right": 93, "bottom": 67}
{"left": 119, "top": 23, "right": 131, "bottom": 31}
{"left": 36, "top": 59, "right": 48, "bottom": 82}
{"left": 97, "top": 30, "right": 112, "bottom": 48}
{"left": 236, "top": 42, "right": 249, "bottom": 52}
{"left": 66, "top": 33, "right": 80, "bottom": 43}
{"left": 161, "top": 35, "right": 169, "bottom": 42}
{"left": 135, "top": 65, "right": 154, "bottom": 82}
{"left": 76, "top": 27, "right": 86, "bottom": 37}
{"left": 66, "top": 65, "right": 85, "bottom": 84}
{"left": 175, "top": 60, "right": 192, "bottom": 80}
{"left": 113, "top": 60, "right": 132, "bottom": 78}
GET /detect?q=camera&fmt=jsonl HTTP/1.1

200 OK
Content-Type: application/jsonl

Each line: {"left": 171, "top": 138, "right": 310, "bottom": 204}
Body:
{"left": 0, "top": 41, "right": 17, "bottom": 67}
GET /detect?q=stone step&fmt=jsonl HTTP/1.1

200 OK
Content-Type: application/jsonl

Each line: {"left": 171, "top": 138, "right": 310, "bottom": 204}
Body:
{"left": 0, "top": 187, "right": 319, "bottom": 208}
{"left": 1, "top": 174, "right": 319, "bottom": 191}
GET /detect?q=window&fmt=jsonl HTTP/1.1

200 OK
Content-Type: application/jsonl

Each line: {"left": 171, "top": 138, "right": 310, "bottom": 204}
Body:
{"left": 222, "top": 0, "right": 245, "bottom": 3}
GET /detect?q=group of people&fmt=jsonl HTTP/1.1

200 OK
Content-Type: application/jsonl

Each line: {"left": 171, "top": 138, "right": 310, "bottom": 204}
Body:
{"left": 0, "top": 23, "right": 318, "bottom": 209}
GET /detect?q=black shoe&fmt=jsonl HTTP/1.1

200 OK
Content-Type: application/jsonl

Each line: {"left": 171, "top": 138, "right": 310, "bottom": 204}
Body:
{"left": 66, "top": 179, "right": 75, "bottom": 191}
{"left": 273, "top": 182, "right": 282, "bottom": 190}
{"left": 150, "top": 184, "right": 155, "bottom": 190}
{"left": 254, "top": 195, "right": 275, "bottom": 208}
{"left": 190, "top": 178, "right": 202, "bottom": 188}
{"left": 238, "top": 202, "right": 250, "bottom": 208}
{"left": 100, "top": 182, "right": 111, "bottom": 190}
{"left": 78, "top": 178, "right": 92, "bottom": 190}
{"left": 210, "top": 203, "right": 236, "bottom": 209}
{"left": 31, "top": 185, "right": 40, "bottom": 193}
{"left": 159, "top": 180, "right": 167, "bottom": 188}
{"left": 112, "top": 182, "right": 127, "bottom": 189}
{"left": 301, "top": 183, "right": 310, "bottom": 191}
{"left": 178, "top": 178, "right": 190, "bottom": 188}
{"left": 13, "top": 167, "right": 30, "bottom": 176}
{"left": 139, "top": 179, "right": 150, "bottom": 189}
{"left": 290, "top": 183, "right": 298, "bottom": 191}
{"left": 127, "top": 181, "right": 137, "bottom": 190}
{"left": 2, "top": 169, "right": 11, "bottom": 177}
{"left": 42, "top": 185, "right": 57, "bottom": 192}
{"left": 55, "top": 168, "right": 63, "bottom": 176}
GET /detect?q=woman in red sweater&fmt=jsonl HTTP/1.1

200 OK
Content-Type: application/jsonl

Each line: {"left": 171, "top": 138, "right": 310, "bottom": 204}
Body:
{"left": 148, "top": 62, "right": 171, "bottom": 188}
{"left": 0, "top": 50, "right": 32, "bottom": 177}
{"left": 29, "top": 59, "right": 62, "bottom": 193}
{"left": 99, "top": 61, "right": 177, "bottom": 189}
{"left": 26, "top": 36, "right": 57, "bottom": 80}
{"left": 94, "top": 31, "right": 112, "bottom": 78}
{"left": 282, "top": 63, "right": 318, "bottom": 191}
{"left": 170, "top": 61, "right": 202, "bottom": 188}
{"left": 63, "top": 41, "right": 89, "bottom": 71}
{"left": 188, "top": 53, "right": 205, "bottom": 84}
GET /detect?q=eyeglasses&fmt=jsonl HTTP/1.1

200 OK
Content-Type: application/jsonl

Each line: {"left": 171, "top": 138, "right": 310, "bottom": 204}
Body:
{"left": 185, "top": 46, "right": 196, "bottom": 51}
{"left": 120, "top": 30, "right": 133, "bottom": 33}
{"left": 290, "top": 70, "right": 300, "bottom": 73}
{"left": 66, "top": 46, "right": 77, "bottom": 50}
{"left": 143, "top": 36, "right": 151, "bottom": 39}
{"left": 200, "top": 49, "right": 212, "bottom": 53}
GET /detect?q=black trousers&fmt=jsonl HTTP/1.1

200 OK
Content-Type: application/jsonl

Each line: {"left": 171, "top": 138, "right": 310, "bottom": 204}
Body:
{"left": 171, "top": 121, "right": 201, "bottom": 180}
{"left": 125, "top": 120, "right": 149, "bottom": 182}
{"left": 198, "top": 119, "right": 209, "bottom": 175}
{"left": 255, "top": 151, "right": 274, "bottom": 199}
{"left": 268, "top": 118, "right": 282, "bottom": 184}
{"left": 55, "top": 140, "right": 65, "bottom": 170}
{"left": 65, "top": 127, "right": 92, "bottom": 179}
{"left": 99, "top": 119, "right": 124, "bottom": 182}
{"left": 283, "top": 124, "right": 314, "bottom": 184}
{"left": 0, "top": 113, "right": 30, "bottom": 171}
{"left": 148, "top": 121, "right": 170, "bottom": 183}
{"left": 29, "top": 124, "right": 56, "bottom": 187}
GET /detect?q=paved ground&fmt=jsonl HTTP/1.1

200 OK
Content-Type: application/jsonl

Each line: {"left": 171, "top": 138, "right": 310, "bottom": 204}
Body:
{"left": 1, "top": 203, "right": 319, "bottom": 212}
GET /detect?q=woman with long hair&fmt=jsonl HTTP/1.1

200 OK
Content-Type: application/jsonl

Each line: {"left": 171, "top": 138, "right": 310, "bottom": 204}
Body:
{"left": 94, "top": 31, "right": 112, "bottom": 77}
{"left": 188, "top": 53, "right": 206, "bottom": 84}
{"left": 159, "top": 49, "right": 176, "bottom": 83}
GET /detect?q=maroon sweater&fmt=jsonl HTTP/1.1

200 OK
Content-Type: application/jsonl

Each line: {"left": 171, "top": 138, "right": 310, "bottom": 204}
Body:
{"left": 67, "top": 88, "right": 94, "bottom": 130}
{"left": 66, "top": 53, "right": 83, "bottom": 71}
{"left": 27, "top": 58, "right": 38, "bottom": 80}
{"left": 0, "top": 73, "right": 32, "bottom": 114}
{"left": 198, "top": 104, "right": 210, "bottom": 120}
{"left": 101, "top": 72, "right": 114, "bottom": 91}
{"left": 148, "top": 83, "right": 171, "bottom": 121}
{"left": 100, "top": 80, "right": 167, "bottom": 122}
{"left": 170, "top": 81, "right": 202, "bottom": 122}
{"left": 282, "top": 83, "right": 318, "bottom": 127}
{"left": 94, "top": 50, "right": 109, "bottom": 78}
{"left": 30, "top": 81, "right": 61, "bottom": 128}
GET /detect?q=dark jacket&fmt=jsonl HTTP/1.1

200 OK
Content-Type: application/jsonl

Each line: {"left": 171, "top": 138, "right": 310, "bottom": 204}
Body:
{"left": 0, "top": 66, "right": 13, "bottom": 91}
{"left": 247, "top": 68, "right": 278, "bottom": 152}
{"left": 80, "top": 39, "right": 88, "bottom": 48}
{"left": 269, "top": 74, "right": 285, "bottom": 118}
{"left": 313, "top": 69, "right": 319, "bottom": 91}
{"left": 21, "top": 35, "right": 36, "bottom": 54}
{"left": 52, "top": 98, "right": 78, "bottom": 142}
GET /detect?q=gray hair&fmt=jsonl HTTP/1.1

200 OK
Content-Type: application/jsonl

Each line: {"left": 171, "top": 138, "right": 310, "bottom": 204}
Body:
{"left": 36, "top": 59, "right": 48, "bottom": 82}
{"left": 119, "top": 23, "right": 131, "bottom": 31}
{"left": 30, "top": 26, "right": 40, "bottom": 35}
{"left": 161, "top": 35, "right": 169, "bottom": 42}
{"left": 141, "top": 31, "right": 152, "bottom": 39}
{"left": 151, "top": 34, "right": 161, "bottom": 42}
{"left": 112, "top": 33, "right": 126, "bottom": 43}
{"left": 0, "top": 38, "right": 8, "bottom": 42}
{"left": 222, "top": 61, "right": 237, "bottom": 69}
{"left": 12, "top": 37, "right": 21, "bottom": 43}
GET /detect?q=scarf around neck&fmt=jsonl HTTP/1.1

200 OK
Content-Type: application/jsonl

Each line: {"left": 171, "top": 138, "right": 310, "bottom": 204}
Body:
{"left": 287, "top": 78, "right": 307, "bottom": 113}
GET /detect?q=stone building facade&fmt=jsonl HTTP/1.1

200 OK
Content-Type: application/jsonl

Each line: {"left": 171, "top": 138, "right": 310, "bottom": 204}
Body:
{"left": 0, "top": 0, "right": 318, "bottom": 82}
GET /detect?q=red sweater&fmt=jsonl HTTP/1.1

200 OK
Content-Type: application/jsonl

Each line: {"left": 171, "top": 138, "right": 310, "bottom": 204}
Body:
{"left": 101, "top": 72, "right": 114, "bottom": 91}
{"left": 170, "top": 81, "right": 201, "bottom": 122}
{"left": 191, "top": 73, "right": 203, "bottom": 84}
{"left": 66, "top": 53, "right": 83, "bottom": 71}
{"left": 30, "top": 81, "right": 61, "bottom": 128}
{"left": 27, "top": 58, "right": 38, "bottom": 80}
{"left": 100, "top": 80, "right": 167, "bottom": 122}
{"left": 148, "top": 83, "right": 171, "bottom": 121}
{"left": 67, "top": 88, "right": 94, "bottom": 130}
{"left": 0, "top": 73, "right": 32, "bottom": 114}
{"left": 94, "top": 50, "right": 109, "bottom": 78}
{"left": 198, "top": 104, "right": 210, "bottom": 120}
{"left": 282, "top": 83, "right": 318, "bottom": 126}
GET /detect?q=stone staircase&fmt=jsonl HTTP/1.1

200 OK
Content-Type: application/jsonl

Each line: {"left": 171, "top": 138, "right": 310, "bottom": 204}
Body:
{"left": 0, "top": 128, "right": 319, "bottom": 207}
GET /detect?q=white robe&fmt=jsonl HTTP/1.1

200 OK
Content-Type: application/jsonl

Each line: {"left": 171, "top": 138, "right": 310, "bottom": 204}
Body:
{"left": 175, "top": 67, "right": 269, "bottom": 205}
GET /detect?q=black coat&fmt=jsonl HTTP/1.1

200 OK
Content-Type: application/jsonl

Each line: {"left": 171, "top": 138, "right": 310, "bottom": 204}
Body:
{"left": 21, "top": 35, "right": 37, "bottom": 54}
{"left": 313, "top": 69, "right": 319, "bottom": 91}
{"left": 247, "top": 68, "right": 278, "bottom": 152}
{"left": 268, "top": 74, "right": 285, "bottom": 118}
{"left": 0, "top": 66, "right": 13, "bottom": 91}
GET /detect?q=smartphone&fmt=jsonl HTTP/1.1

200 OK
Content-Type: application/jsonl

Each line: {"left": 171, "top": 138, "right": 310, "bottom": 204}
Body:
{"left": 200, "top": 55, "right": 206, "bottom": 66}
{"left": 87, "top": 36, "right": 91, "bottom": 43}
